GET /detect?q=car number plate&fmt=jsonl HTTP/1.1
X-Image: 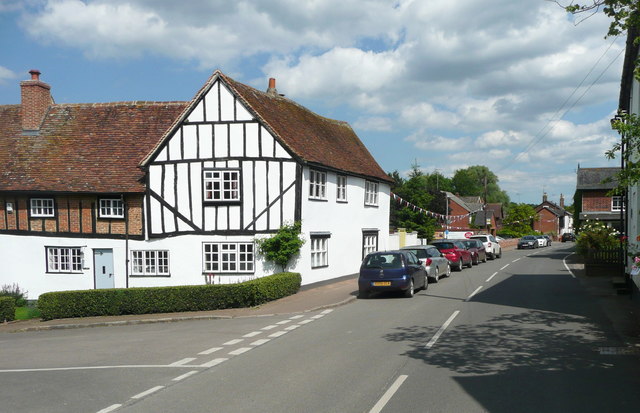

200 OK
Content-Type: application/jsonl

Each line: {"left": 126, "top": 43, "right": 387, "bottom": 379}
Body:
{"left": 373, "top": 281, "right": 391, "bottom": 286}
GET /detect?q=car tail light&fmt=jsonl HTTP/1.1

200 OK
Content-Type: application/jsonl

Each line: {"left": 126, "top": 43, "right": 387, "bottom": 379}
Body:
{"left": 425, "top": 258, "right": 432, "bottom": 266}
{"left": 487, "top": 242, "right": 492, "bottom": 247}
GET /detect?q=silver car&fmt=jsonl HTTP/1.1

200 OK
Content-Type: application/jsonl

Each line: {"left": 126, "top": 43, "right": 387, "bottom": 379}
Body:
{"left": 401, "top": 245, "right": 451, "bottom": 282}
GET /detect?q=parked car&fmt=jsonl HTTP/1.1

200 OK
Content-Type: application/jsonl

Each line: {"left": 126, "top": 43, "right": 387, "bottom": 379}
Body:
{"left": 401, "top": 245, "right": 451, "bottom": 282}
{"left": 543, "top": 235, "right": 552, "bottom": 245}
{"left": 469, "top": 234, "right": 502, "bottom": 259}
{"left": 561, "top": 233, "right": 576, "bottom": 242}
{"left": 517, "top": 235, "right": 539, "bottom": 249}
{"left": 431, "top": 240, "right": 473, "bottom": 271}
{"left": 535, "top": 235, "right": 548, "bottom": 247}
{"left": 358, "top": 250, "right": 428, "bottom": 299}
{"left": 457, "top": 238, "right": 487, "bottom": 265}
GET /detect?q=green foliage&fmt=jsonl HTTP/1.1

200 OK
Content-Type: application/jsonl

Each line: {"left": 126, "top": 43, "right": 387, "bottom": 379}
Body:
{"left": 37, "top": 272, "right": 301, "bottom": 321}
{"left": 0, "top": 297, "right": 15, "bottom": 322}
{"left": 575, "top": 220, "right": 621, "bottom": 254}
{"left": 607, "top": 113, "right": 640, "bottom": 194}
{"left": 452, "top": 165, "right": 510, "bottom": 204}
{"left": 15, "top": 306, "right": 41, "bottom": 320}
{"left": 502, "top": 203, "right": 537, "bottom": 237}
{"left": 0, "top": 283, "right": 28, "bottom": 307}
{"left": 255, "top": 222, "right": 305, "bottom": 272}
{"left": 389, "top": 169, "right": 442, "bottom": 239}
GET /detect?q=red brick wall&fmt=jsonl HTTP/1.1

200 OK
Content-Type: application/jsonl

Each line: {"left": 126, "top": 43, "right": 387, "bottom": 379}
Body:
{"left": 20, "top": 78, "right": 51, "bottom": 130}
{"left": 582, "top": 191, "right": 613, "bottom": 212}
{"left": 0, "top": 194, "right": 143, "bottom": 236}
{"left": 533, "top": 208, "right": 558, "bottom": 234}
{"left": 448, "top": 200, "right": 472, "bottom": 230}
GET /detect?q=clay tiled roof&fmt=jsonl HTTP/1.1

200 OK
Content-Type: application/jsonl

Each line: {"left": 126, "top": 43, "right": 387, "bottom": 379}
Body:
{"left": 0, "top": 102, "right": 187, "bottom": 193}
{"left": 576, "top": 167, "right": 620, "bottom": 190}
{"left": 144, "top": 71, "right": 391, "bottom": 183}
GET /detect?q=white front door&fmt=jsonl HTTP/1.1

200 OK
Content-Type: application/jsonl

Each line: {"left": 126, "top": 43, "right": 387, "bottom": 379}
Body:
{"left": 94, "top": 249, "right": 115, "bottom": 289}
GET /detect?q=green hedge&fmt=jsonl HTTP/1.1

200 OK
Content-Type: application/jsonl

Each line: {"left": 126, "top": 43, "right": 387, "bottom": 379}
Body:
{"left": 0, "top": 296, "right": 15, "bottom": 322}
{"left": 37, "top": 272, "right": 301, "bottom": 321}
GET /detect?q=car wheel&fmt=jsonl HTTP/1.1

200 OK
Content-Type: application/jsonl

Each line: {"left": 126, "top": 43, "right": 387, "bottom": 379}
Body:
{"left": 472, "top": 254, "right": 478, "bottom": 265}
{"left": 455, "top": 260, "right": 463, "bottom": 271}
{"left": 482, "top": 254, "right": 487, "bottom": 263}
{"left": 358, "top": 290, "right": 368, "bottom": 299}
{"left": 432, "top": 268, "right": 440, "bottom": 283}
{"left": 497, "top": 250, "right": 502, "bottom": 258}
{"left": 466, "top": 258, "right": 473, "bottom": 268}
{"left": 423, "top": 274, "right": 429, "bottom": 291}
{"left": 445, "top": 264, "right": 451, "bottom": 277}
{"left": 404, "top": 279, "right": 415, "bottom": 298}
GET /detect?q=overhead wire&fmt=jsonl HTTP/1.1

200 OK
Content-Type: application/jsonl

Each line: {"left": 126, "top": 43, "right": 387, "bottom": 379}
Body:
{"left": 496, "top": 35, "right": 624, "bottom": 173}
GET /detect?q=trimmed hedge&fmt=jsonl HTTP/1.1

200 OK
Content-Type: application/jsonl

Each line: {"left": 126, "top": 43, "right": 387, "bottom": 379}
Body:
{"left": 0, "top": 296, "right": 15, "bottom": 322}
{"left": 37, "top": 272, "right": 301, "bottom": 321}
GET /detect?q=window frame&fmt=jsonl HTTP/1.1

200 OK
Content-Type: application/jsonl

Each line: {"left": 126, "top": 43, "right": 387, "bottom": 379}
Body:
{"left": 364, "top": 181, "right": 379, "bottom": 207}
{"left": 309, "top": 169, "right": 327, "bottom": 201}
{"left": 46, "top": 246, "right": 83, "bottom": 273}
{"left": 336, "top": 175, "right": 348, "bottom": 202}
{"left": 202, "top": 242, "right": 255, "bottom": 274}
{"left": 131, "top": 250, "right": 170, "bottom": 277}
{"left": 310, "top": 233, "right": 330, "bottom": 268}
{"left": 98, "top": 198, "right": 125, "bottom": 219}
{"left": 362, "top": 230, "right": 379, "bottom": 259}
{"left": 203, "top": 169, "right": 241, "bottom": 204}
{"left": 612, "top": 196, "right": 623, "bottom": 211}
{"left": 30, "top": 198, "right": 55, "bottom": 218}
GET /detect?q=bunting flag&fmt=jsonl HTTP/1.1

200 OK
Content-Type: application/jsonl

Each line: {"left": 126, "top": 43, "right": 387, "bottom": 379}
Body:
{"left": 391, "top": 192, "right": 483, "bottom": 221}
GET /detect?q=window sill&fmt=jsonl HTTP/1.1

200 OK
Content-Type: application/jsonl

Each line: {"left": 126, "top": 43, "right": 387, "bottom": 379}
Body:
{"left": 130, "top": 274, "right": 171, "bottom": 278}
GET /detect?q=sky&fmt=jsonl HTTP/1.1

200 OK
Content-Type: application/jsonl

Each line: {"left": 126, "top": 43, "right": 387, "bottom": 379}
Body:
{"left": 0, "top": 0, "right": 627, "bottom": 205}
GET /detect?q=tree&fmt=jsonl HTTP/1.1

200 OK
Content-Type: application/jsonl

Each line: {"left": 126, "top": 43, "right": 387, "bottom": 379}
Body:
{"left": 501, "top": 203, "right": 538, "bottom": 237}
{"left": 451, "top": 165, "right": 510, "bottom": 204}
{"left": 255, "top": 222, "right": 305, "bottom": 272}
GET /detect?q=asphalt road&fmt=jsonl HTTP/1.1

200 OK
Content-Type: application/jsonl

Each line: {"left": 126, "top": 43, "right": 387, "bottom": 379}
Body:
{"left": 2, "top": 244, "right": 640, "bottom": 412}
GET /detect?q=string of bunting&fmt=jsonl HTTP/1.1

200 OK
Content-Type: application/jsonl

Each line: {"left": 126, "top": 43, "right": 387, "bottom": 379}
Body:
{"left": 390, "top": 192, "right": 483, "bottom": 221}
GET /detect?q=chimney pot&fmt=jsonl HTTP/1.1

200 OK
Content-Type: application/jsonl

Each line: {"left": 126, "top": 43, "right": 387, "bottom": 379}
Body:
{"left": 29, "top": 69, "right": 41, "bottom": 81}
{"left": 266, "top": 77, "right": 278, "bottom": 96}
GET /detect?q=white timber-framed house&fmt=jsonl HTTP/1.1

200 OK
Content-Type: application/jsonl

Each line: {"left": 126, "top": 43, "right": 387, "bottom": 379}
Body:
{"left": 0, "top": 70, "right": 392, "bottom": 298}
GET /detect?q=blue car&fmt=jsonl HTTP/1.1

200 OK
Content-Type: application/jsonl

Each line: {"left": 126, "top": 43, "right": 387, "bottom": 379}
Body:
{"left": 358, "top": 250, "right": 428, "bottom": 299}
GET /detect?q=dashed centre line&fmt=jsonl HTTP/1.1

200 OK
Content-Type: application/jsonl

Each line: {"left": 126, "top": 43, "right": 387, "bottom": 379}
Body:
{"left": 223, "top": 339, "right": 243, "bottom": 346}
{"left": 198, "top": 347, "right": 222, "bottom": 355}
{"left": 132, "top": 386, "right": 164, "bottom": 399}
{"left": 426, "top": 310, "right": 460, "bottom": 349}
{"left": 172, "top": 371, "right": 199, "bottom": 381}
{"left": 228, "top": 347, "right": 252, "bottom": 356}
{"left": 500, "top": 264, "right": 509, "bottom": 271}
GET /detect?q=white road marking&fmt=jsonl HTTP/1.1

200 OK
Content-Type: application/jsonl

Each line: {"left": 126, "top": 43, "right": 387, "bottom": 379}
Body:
{"left": 486, "top": 272, "right": 498, "bottom": 282}
{"left": 513, "top": 258, "right": 521, "bottom": 262}
{"left": 563, "top": 252, "right": 577, "bottom": 278}
{"left": 289, "top": 315, "right": 304, "bottom": 319}
{"left": 96, "top": 404, "right": 122, "bottom": 413}
{"left": 0, "top": 365, "right": 200, "bottom": 373}
{"left": 276, "top": 320, "right": 292, "bottom": 325}
{"left": 311, "top": 314, "right": 325, "bottom": 319}
{"left": 198, "top": 347, "right": 222, "bottom": 355}
{"left": 466, "top": 286, "right": 483, "bottom": 301}
{"left": 426, "top": 310, "right": 460, "bottom": 349}
{"left": 284, "top": 325, "right": 301, "bottom": 331}
{"left": 261, "top": 324, "right": 278, "bottom": 330}
{"left": 169, "top": 358, "right": 196, "bottom": 366}
{"left": 298, "top": 319, "right": 314, "bottom": 324}
{"left": 250, "top": 339, "right": 271, "bottom": 346}
{"left": 228, "top": 347, "right": 252, "bottom": 356}
{"left": 200, "top": 358, "right": 228, "bottom": 368}
{"left": 269, "top": 331, "right": 288, "bottom": 338}
{"left": 131, "top": 386, "right": 164, "bottom": 399}
{"left": 500, "top": 264, "right": 509, "bottom": 271}
{"left": 243, "top": 331, "right": 262, "bottom": 338}
{"left": 172, "top": 370, "right": 199, "bottom": 381}
{"left": 369, "top": 375, "right": 408, "bottom": 413}
{"left": 321, "top": 309, "right": 334, "bottom": 314}
{"left": 223, "top": 339, "right": 243, "bottom": 345}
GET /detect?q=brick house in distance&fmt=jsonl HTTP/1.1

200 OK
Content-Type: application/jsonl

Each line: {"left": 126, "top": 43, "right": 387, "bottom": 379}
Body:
{"left": 533, "top": 193, "right": 573, "bottom": 238}
{"left": 575, "top": 166, "right": 622, "bottom": 231}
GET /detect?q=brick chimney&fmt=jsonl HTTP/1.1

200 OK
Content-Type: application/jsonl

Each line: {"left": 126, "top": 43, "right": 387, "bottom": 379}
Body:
{"left": 20, "top": 69, "right": 52, "bottom": 131}
{"left": 266, "top": 77, "right": 278, "bottom": 96}
{"left": 560, "top": 193, "right": 565, "bottom": 208}
{"left": 542, "top": 192, "right": 548, "bottom": 203}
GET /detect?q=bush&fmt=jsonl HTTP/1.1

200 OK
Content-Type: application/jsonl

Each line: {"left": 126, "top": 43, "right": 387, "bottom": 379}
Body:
{"left": 37, "top": 272, "right": 301, "bottom": 321}
{"left": 0, "top": 297, "right": 15, "bottom": 322}
{"left": 0, "top": 283, "right": 28, "bottom": 307}
{"left": 576, "top": 220, "right": 621, "bottom": 255}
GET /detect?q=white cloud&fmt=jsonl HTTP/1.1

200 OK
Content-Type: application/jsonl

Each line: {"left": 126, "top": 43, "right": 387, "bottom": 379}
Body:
{"left": 0, "top": 66, "right": 16, "bottom": 84}
{"left": 353, "top": 116, "right": 392, "bottom": 132}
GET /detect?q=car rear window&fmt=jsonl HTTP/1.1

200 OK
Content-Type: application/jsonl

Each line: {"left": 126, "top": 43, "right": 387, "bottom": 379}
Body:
{"left": 433, "top": 242, "right": 455, "bottom": 249}
{"left": 363, "top": 253, "right": 403, "bottom": 269}
{"left": 404, "top": 248, "right": 428, "bottom": 258}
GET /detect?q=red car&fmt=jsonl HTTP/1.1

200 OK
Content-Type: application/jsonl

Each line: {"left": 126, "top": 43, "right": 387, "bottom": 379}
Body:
{"left": 431, "top": 240, "right": 473, "bottom": 271}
